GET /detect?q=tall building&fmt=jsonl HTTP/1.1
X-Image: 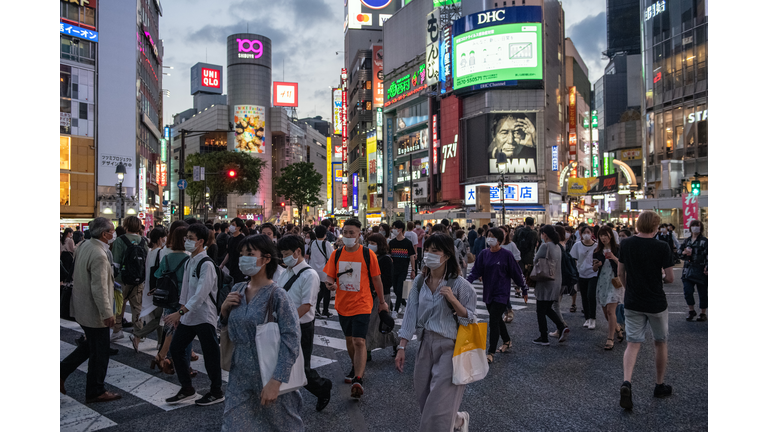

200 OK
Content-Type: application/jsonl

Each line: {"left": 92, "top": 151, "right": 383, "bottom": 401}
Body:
{"left": 60, "top": 0, "right": 99, "bottom": 229}
{"left": 97, "top": 0, "right": 165, "bottom": 229}
{"left": 639, "top": 0, "right": 708, "bottom": 229}
{"left": 605, "top": 0, "right": 642, "bottom": 58}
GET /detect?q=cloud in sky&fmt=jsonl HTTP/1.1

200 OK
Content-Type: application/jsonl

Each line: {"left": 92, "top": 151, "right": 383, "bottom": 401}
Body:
{"left": 562, "top": 0, "right": 609, "bottom": 84}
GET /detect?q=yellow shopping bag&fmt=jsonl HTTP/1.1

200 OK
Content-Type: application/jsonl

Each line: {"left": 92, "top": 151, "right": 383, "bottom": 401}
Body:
{"left": 452, "top": 322, "right": 489, "bottom": 385}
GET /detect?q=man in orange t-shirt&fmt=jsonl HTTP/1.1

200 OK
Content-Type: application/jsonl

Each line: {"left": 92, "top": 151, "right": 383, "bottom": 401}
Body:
{"left": 324, "top": 218, "right": 387, "bottom": 399}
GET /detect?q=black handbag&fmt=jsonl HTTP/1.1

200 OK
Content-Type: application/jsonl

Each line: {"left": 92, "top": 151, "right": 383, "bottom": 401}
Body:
{"left": 61, "top": 284, "right": 75, "bottom": 321}
{"left": 682, "top": 265, "right": 707, "bottom": 285}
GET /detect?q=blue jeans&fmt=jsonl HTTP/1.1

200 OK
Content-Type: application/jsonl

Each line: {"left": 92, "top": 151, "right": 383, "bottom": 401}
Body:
{"left": 683, "top": 279, "right": 708, "bottom": 309}
{"left": 616, "top": 303, "right": 625, "bottom": 326}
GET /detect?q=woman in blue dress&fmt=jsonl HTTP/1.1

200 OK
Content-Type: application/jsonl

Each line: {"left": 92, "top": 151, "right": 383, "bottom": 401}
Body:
{"left": 220, "top": 234, "right": 304, "bottom": 431}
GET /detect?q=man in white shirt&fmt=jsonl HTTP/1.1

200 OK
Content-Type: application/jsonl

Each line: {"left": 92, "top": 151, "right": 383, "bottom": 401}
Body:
{"left": 277, "top": 235, "right": 332, "bottom": 412}
{"left": 309, "top": 225, "right": 334, "bottom": 318}
{"left": 164, "top": 224, "right": 224, "bottom": 407}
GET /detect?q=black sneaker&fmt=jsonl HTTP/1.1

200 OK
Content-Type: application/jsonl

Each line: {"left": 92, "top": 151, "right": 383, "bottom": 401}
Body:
{"left": 316, "top": 381, "right": 332, "bottom": 412}
{"left": 350, "top": 377, "right": 364, "bottom": 399}
{"left": 620, "top": 381, "right": 633, "bottom": 410}
{"left": 122, "top": 319, "right": 133, "bottom": 328}
{"left": 344, "top": 367, "right": 355, "bottom": 384}
{"left": 166, "top": 389, "right": 196, "bottom": 405}
{"left": 686, "top": 311, "right": 697, "bottom": 322}
{"left": 533, "top": 336, "right": 550, "bottom": 346}
{"left": 195, "top": 392, "right": 225, "bottom": 406}
{"left": 653, "top": 383, "right": 673, "bottom": 398}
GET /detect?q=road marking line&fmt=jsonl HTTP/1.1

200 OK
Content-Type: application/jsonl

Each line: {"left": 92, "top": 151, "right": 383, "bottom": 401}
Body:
{"left": 60, "top": 394, "right": 117, "bottom": 432}
{"left": 60, "top": 341, "right": 198, "bottom": 411}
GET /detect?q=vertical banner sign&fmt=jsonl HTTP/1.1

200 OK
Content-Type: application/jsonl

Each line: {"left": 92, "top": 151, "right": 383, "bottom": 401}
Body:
{"left": 139, "top": 161, "right": 146, "bottom": 211}
{"left": 372, "top": 45, "right": 384, "bottom": 107}
{"left": 332, "top": 88, "right": 342, "bottom": 135}
{"left": 432, "top": 114, "right": 439, "bottom": 167}
{"left": 327, "top": 137, "right": 332, "bottom": 212}
{"left": 568, "top": 86, "right": 577, "bottom": 177}
{"left": 682, "top": 193, "right": 699, "bottom": 229}
{"left": 387, "top": 117, "right": 394, "bottom": 201}
{"left": 352, "top": 173, "right": 359, "bottom": 211}
{"left": 426, "top": 9, "right": 440, "bottom": 86}
{"left": 341, "top": 69, "right": 348, "bottom": 177}
{"left": 376, "top": 108, "right": 383, "bottom": 141}
{"left": 442, "top": 26, "right": 452, "bottom": 92}
{"left": 160, "top": 163, "right": 167, "bottom": 187}
{"left": 552, "top": 145, "right": 558, "bottom": 171}
{"left": 367, "top": 131, "right": 377, "bottom": 185}
{"left": 156, "top": 162, "right": 161, "bottom": 186}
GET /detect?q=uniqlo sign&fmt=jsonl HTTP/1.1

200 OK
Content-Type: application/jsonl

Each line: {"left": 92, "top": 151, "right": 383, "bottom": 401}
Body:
{"left": 201, "top": 68, "right": 220, "bottom": 89}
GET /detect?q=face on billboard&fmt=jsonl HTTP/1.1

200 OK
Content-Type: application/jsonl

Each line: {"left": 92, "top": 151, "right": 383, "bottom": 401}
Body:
{"left": 488, "top": 113, "right": 537, "bottom": 174}
{"left": 453, "top": 22, "right": 543, "bottom": 89}
{"left": 233, "top": 105, "right": 266, "bottom": 153}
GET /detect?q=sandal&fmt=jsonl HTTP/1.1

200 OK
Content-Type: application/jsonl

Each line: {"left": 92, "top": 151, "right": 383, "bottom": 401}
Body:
{"left": 150, "top": 354, "right": 163, "bottom": 370}
{"left": 487, "top": 354, "right": 494, "bottom": 364}
{"left": 616, "top": 327, "right": 625, "bottom": 343}
{"left": 604, "top": 338, "right": 614, "bottom": 350}
{"left": 503, "top": 310, "right": 514, "bottom": 323}
{"left": 161, "top": 358, "right": 175, "bottom": 375}
{"left": 497, "top": 341, "right": 512, "bottom": 353}
{"left": 570, "top": 305, "right": 577, "bottom": 313}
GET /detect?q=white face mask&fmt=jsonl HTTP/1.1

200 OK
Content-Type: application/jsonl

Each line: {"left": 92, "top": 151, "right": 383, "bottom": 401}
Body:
{"left": 368, "top": 244, "right": 378, "bottom": 253}
{"left": 392, "top": 229, "right": 400, "bottom": 237}
{"left": 423, "top": 252, "right": 446, "bottom": 269}
{"left": 283, "top": 254, "right": 298, "bottom": 269}
{"left": 342, "top": 236, "right": 357, "bottom": 247}
{"left": 304, "top": 238, "right": 310, "bottom": 244}
{"left": 229, "top": 225, "right": 236, "bottom": 233}
{"left": 184, "top": 239, "right": 198, "bottom": 252}
{"left": 565, "top": 233, "right": 571, "bottom": 239}
{"left": 691, "top": 226, "right": 701, "bottom": 233}
{"left": 107, "top": 231, "right": 117, "bottom": 244}
{"left": 486, "top": 237, "right": 498, "bottom": 247}
{"left": 239, "top": 256, "right": 262, "bottom": 276}
{"left": 661, "top": 228, "right": 667, "bottom": 233}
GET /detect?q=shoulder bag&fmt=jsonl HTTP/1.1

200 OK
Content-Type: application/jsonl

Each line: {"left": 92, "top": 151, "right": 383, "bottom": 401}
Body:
{"left": 529, "top": 243, "right": 556, "bottom": 282}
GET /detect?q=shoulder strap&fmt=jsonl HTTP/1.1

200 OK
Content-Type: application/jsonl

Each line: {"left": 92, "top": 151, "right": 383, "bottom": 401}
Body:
{"left": 169, "top": 255, "right": 190, "bottom": 274}
{"left": 196, "top": 256, "right": 215, "bottom": 278}
{"left": 282, "top": 267, "right": 311, "bottom": 293}
{"left": 120, "top": 235, "right": 132, "bottom": 248}
{"left": 314, "top": 240, "right": 329, "bottom": 262}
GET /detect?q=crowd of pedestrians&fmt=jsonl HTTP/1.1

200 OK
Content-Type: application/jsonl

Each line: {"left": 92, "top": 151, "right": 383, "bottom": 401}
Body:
{"left": 60, "top": 209, "right": 706, "bottom": 430}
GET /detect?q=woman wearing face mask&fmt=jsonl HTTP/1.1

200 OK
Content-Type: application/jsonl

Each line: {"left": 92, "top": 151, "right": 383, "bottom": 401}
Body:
{"left": 395, "top": 233, "right": 477, "bottom": 432}
{"left": 570, "top": 226, "right": 599, "bottom": 330}
{"left": 220, "top": 218, "right": 248, "bottom": 284}
{"left": 220, "top": 235, "right": 303, "bottom": 431}
{"left": 531, "top": 225, "right": 568, "bottom": 346}
{"left": 365, "top": 233, "right": 398, "bottom": 359}
{"left": 563, "top": 226, "right": 580, "bottom": 314}
{"left": 466, "top": 228, "right": 528, "bottom": 363}
{"left": 680, "top": 220, "right": 708, "bottom": 322}
{"left": 380, "top": 223, "right": 392, "bottom": 244}
{"left": 592, "top": 226, "right": 622, "bottom": 350}
{"left": 131, "top": 227, "right": 168, "bottom": 353}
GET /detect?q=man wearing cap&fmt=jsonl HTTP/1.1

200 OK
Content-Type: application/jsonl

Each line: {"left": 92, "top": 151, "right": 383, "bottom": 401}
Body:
{"left": 277, "top": 235, "right": 333, "bottom": 411}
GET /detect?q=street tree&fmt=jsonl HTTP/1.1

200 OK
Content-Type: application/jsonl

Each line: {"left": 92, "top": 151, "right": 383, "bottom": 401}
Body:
{"left": 184, "top": 151, "right": 266, "bottom": 218}
{"left": 273, "top": 161, "right": 323, "bottom": 227}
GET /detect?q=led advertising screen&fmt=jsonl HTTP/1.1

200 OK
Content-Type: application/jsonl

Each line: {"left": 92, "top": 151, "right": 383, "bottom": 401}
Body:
{"left": 453, "top": 22, "right": 542, "bottom": 89}
{"left": 332, "top": 88, "right": 342, "bottom": 135}
{"left": 346, "top": 0, "right": 398, "bottom": 31}
{"left": 273, "top": 82, "right": 298, "bottom": 107}
{"left": 367, "top": 131, "right": 377, "bottom": 185}
{"left": 465, "top": 112, "right": 538, "bottom": 177}
{"left": 233, "top": 105, "right": 266, "bottom": 153}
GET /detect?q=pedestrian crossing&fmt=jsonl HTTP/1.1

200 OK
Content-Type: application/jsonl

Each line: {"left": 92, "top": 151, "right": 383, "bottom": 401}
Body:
{"left": 59, "top": 280, "right": 531, "bottom": 431}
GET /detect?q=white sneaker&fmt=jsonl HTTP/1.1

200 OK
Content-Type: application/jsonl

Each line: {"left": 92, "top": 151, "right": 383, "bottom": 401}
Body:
{"left": 110, "top": 330, "right": 124, "bottom": 341}
{"left": 454, "top": 411, "right": 469, "bottom": 432}
{"left": 588, "top": 319, "right": 596, "bottom": 330}
{"left": 549, "top": 330, "right": 560, "bottom": 338}
{"left": 583, "top": 320, "right": 590, "bottom": 328}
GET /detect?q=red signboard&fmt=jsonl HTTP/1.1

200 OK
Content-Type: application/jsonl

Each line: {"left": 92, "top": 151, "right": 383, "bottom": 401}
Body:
{"left": 568, "top": 86, "right": 577, "bottom": 132}
{"left": 159, "top": 163, "right": 167, "bottom": 187}
{"left": 273, "top": 81, "right": 299, "bottom": 107}
{"left": 201, "top": 67, "right": 221, "bottom": 89}
{"left": 373, "top": 45, "right": 384, "bottom": 108}
{"left": 439, "top": 95, "right": 461, "bottom": 201}
{"left": 682, "top": 193, "right": 699, "bottom": 229}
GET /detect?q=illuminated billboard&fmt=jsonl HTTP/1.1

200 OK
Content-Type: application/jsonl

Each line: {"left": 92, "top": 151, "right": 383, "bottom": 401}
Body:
{"left": 190, "top": 62, "right": 223, "bottom": 95}
{"left": 465, "top": 182, "right": 539, "bottom": 205}
{"left": 332, "top": 88, "right": 342, "bottom": 135}
{"left": 366, "top": 131, "right": 377, "bottom": 185}
{"left": 273, "top": 82, "right": 298, "bottom": 107}
{"left": 233, "top": 105, "right": 266, "bottom": 153}
{"left": 346, "top": 0, "right": 398, "bottom": 31}
{"left": 452, "top": 7, "right": 544, "bottom": 90}
{"left": 465, "top": 112, "right": 539, "bottom": 177}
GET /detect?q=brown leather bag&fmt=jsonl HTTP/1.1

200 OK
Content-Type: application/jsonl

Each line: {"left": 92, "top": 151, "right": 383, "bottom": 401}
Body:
{"left": 529, "top": 243, "right": 556, "bottom": 282}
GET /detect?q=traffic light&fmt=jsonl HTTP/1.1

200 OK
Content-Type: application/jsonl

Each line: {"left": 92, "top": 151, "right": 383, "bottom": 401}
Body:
{"left": 691, "top": 179, "right": 701, "bottom": 196}
{"left": 170, "top": 205, "right": 176, "bottom": 215}
{"left": 281, "top": 202, "right": 285, "bottom": 207}
{"left": 228, "top": 169, "right": 237, "bottom": 178}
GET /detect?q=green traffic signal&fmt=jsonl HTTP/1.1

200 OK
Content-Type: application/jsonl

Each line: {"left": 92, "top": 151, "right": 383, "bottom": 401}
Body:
{"left": 691, "top": 180, "right": 701, "bottom": 196}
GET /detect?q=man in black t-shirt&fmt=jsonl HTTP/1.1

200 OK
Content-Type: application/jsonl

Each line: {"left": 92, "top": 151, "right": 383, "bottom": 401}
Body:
{"left": 388, "top": 220, "right": 416, "bottom": 316}
{"left": 617, "top": 211, "right": 675, "bottom": 410}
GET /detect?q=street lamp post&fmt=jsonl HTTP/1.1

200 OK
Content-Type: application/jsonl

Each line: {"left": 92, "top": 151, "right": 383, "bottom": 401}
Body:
{"left": 115, "top": 163, "right": 127, "bottom": 226}
{"left": 496, "top": 153, "right": 508, "bottom": 226}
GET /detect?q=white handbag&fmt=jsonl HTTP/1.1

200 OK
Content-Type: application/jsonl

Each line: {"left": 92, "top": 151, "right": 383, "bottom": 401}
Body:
{"left": 255, "top": 287, "right": 307, "bottom": 395}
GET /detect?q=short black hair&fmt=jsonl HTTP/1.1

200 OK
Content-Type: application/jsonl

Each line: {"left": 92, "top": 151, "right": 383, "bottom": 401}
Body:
{"left": 540, "top": 225, "right": 560, "bottom": 243}
{"left": 149, "top": 227, "right": 167, "bottom": 247}
{"left": 184, "top": 217, "right": 199, "bottom": 225}
{"left": 314, "top": 225, "right": 327, "bottom": 238}
{"left": 187, "top": 223, "right": 209, "bottom": 244}
{"left": 344, "top": 218, "right": 362, "bottom": 229}
{"left": 214, "top": 223, "right": 222, "bottom": 231}
{"left": 321, "top": 219, "right": 331, "bottom": 228}
{"left": 525, "top": 217, "right": 535, "bottom": 226}
{"left": 277, "top": 235, "right": 304, "bottom": 254}
{"left": 239, "top": 234, "right": 279, "bottom": 279}
{"left": 260, "top": 223, "right": 278, "bottom": 238}
{"left": 441, "top": 219, "right": 450, "bottom": 227}
{"left": 488, "top": 227, "right": 505, "bottom": 241}
{"left": 392, "top": 220, "right": 405, "bottom": 229}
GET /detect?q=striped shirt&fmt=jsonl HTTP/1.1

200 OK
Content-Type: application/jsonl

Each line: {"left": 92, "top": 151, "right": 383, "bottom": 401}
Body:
{"left": 398, "top": 274, "right": 477, "bottom": 342}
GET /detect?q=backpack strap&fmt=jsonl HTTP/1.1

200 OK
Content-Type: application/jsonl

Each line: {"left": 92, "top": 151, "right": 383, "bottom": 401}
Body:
{"left": 314, "top": 240, "right": 329, "bottom": 262}
{"left": 332, "top": 246, "right": 374, "bottom": 291}
{"left": 194, "top": 256, "right": 219, "bottom": 306}
{"left": 169, "top": 255, "right": 190, "bottom": 274}
{"left": 282, "top": 267, "right": 311, "bottom": 293}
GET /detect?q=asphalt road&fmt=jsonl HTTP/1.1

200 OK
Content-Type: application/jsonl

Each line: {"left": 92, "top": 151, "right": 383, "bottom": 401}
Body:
{"left": 60, "top": 265, "right": 707, "bottom": 432}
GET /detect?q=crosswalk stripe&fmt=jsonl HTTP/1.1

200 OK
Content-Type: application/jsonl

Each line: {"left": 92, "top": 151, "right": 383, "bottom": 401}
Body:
{"left": 60, "top": 341, "right": 199, "bottom": 411}
{"left": 60, "top": 394, "right": 117, "bottom": 432}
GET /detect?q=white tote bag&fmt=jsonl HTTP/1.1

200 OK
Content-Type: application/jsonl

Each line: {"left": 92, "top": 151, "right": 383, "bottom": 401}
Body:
{"left": 255, "top": 288, "right": 307, "bottom": 395}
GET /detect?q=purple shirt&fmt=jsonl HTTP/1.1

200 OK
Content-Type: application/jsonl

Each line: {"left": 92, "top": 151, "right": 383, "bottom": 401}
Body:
{"left": 467, "top": 247, "right": 528, "bottom": 305}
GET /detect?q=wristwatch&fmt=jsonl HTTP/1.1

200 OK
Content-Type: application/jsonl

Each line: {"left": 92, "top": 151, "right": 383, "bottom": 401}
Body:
{"left": 397, "top": 346, "right": 406, "bottom": 351}
{"left": 178, "top": 308, "right": 186, "bottom": 316}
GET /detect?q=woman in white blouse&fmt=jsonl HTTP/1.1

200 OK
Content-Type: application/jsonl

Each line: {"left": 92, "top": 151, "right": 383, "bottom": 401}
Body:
{"left": 394, "top": 233, "right": 477, "bottom": 432}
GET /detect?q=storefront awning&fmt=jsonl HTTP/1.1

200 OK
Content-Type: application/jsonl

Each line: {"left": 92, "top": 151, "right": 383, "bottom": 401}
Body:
{"left": 430, "top": 205, "right": 461, "bottom": 213}
{"left": 491, "top": 204, "right": 546, "bottom": 212}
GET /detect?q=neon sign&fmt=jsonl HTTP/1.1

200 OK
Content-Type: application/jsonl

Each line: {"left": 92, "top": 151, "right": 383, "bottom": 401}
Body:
{"left": 237, "top": 39, "right": 263, "bottom": 59}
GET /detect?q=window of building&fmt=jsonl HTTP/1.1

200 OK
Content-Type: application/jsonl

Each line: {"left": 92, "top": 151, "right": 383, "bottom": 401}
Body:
{"left": 61, "top": 65, "right": 71, "bottom": 98}
{"left": 79, "top": 101, "right": 88, "bottom": 120}
{"left": 695, "top": 26, "right": 707, "bottom": 82}
{"left": 60, "top": 137, "right": 71, "bottom": 170}
{"left": 673, "top": 36, "right": 682, "bottom": 89}
{"left": 673, "top": 107, "right": 684, "bottom": 151}
{"left": 696, "top": 101, "right": 707, "bottom": 154}
{"left": 664, "top": 111, "right": 673, "bottom": 156}
{"left": 60, "top": 99, "right": 71, "bottom": 134}
{"left": 60, "top": 173, "right": 70, "bottom": 206}
{"left": 60, "top": 36, "right": 96, "bottom": 66}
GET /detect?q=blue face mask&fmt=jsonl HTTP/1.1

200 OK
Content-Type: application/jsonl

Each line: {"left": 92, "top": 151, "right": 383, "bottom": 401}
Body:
{"left": 283, "top": 254, "right": 297, "bottom": 269}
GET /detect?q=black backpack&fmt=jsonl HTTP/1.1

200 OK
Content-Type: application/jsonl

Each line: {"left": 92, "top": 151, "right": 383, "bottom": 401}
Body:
{"left": 333, "top": 246, "right": 374, "bottom": 296}
{"left": 559, "top": 244, "right": 579, "bottom": 287}
{"left": 152, "top": 255, "right": 189, "bottom": 309}
{"left": 148, "top": 249, "right": 161, "bottom": 291}
{"left": 195, "top": 256, "right": 234, "bottom": 315}
{"left": 60, "top": 251, "right": 75, "bottom": 283}
{"left": 119, "top": 235, "right": 148, "bottom": 285}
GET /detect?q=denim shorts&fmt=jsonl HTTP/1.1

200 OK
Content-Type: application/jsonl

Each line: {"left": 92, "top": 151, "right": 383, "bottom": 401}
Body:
{"left": 624, "top": 308, "right": 668, "bottom": 343}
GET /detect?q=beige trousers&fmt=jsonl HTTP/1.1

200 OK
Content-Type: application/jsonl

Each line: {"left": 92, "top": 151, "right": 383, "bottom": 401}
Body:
{"left": 414, "top": 330, "right": 466, "bottom": 432}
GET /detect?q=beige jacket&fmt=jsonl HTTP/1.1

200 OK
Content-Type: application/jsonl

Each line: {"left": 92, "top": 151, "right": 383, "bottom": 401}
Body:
{"left": 70, "top": 238, "right": 115, "bottom": 328}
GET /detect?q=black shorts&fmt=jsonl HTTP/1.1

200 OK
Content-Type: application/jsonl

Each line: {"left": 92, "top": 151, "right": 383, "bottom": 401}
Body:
{"left": 338, "top": 313, "right": 371, "bottom": 339}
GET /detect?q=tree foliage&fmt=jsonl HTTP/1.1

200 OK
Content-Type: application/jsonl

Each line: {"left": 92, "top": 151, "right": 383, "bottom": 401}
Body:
{"left": 273, "top": 161, "right": 323, "bottom": 226}
{"left": 184, "top": 151, "right": 266, "bottom": 215}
